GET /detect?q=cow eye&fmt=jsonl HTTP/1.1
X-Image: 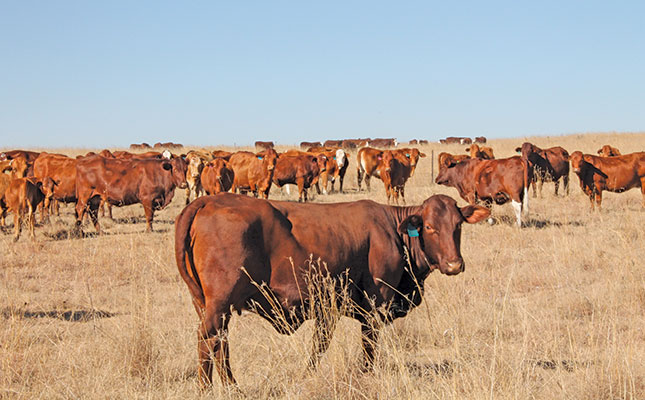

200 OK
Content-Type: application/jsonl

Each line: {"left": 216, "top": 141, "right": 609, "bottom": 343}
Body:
{"left": 425, "top": 225, "right": 437, "bottom": 234}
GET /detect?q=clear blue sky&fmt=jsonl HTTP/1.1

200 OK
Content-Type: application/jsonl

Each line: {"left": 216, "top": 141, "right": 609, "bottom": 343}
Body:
{"left": 2, "top": 1, "right": 644, "bottom": 148}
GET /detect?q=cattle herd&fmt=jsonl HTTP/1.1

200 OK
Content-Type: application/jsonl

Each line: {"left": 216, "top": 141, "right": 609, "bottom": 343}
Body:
{"left": 1, "top": 138, "right": 644, "bottom": 388}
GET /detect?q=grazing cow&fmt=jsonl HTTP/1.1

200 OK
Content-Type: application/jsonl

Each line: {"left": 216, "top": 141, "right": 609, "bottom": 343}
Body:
{"left": 440, "top": 137, "right": 471, "bottom": 145}
{"left": 569, "top": 151, "right": 645, "bottom": 210}
{"left": 273, "top": 151, "right": 325, "bottom": 202}
{"left": 418, "top": 140, "right": 429, "bottom": 145}
{"left": 201, "top": 159, "right": 235, "bottom": 195}
{"left": 369, "top": 138, "right": 397, "bottom": 148}
{"left": 515, "top": 142, "right": 570, "bottom": 197}
{"left": 185, "top": 151, "right": 214, "bottom": 205}
{"left": 211, "top": 150, "right": 233, "bottom": 160}
{"left": 435, "top": 156, "right": 529, "bottom": 227}
{"left": 130, "top": 143, "right": 150, "bottom": 150}
{"left": 308, "top": 148, "right": 348, "bottom": 194}
{"left": 75, "top": 156, "right": 188, "bottom": 233}
{"left": 409, "top": 139, "right": 419, "bottom": 145}
{"left": 466, "top": 144, "right": 495, "bottom": 160}
{"left": 378, "top": 151, "right": 413, "bottom": 204}
{"left": 300, "top": 141, "right": 322, "bottom": 149}
{"left": 474, "top": 136, "right": 487, "bottom": 144}
{"left": 4, "top": 177, "right": 55, "bottom": 241}
{"left": 175, "top": 193, "right": 490, "bottom": 387}
{"left": 597, "top": 145, "right": 621, "bottom": 157}
{"left": 229, "top": 149, "right": 279, "bottom": 199}
{"left": 33, "top": 153, "right": 78, "bottom": 221}
{"left": 254, "top": 141, "right": 275, "bottom": 151}
{"left": 357, "top": 147, "right": 384, "bottom": 191}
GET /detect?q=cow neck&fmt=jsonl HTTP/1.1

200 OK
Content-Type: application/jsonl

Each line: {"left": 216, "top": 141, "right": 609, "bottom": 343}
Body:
{"left": 390, "top": 205, "right": 433, "bottom": 277}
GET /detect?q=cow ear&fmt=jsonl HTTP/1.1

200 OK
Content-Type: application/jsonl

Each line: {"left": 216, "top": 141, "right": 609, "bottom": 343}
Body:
{"left": 398, "top": 215, "right": 423, "bottom": 237}
{"left": 515, "top": 147, "right": 521, "bottom": 153}
{"left": 419, "top": 152, "right": 426, "bottom": 158}
{"left": 460, "top": 205, "right": 490, "bottom": 224}
{"left": 257, "top": 156, "right": 263, "bottom": 160}
{"left": 162, "top": 162, "right": 172, "bottom": 171}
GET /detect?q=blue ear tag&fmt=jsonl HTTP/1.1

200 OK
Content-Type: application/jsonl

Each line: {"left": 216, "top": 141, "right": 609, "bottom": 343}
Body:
{"left": 407, "top": 224, "right": 419, "bottom": 237}
{"left": 333, "top": 157, "right": 336, "bottom": 160}
{"left": 406, "top": 153, "right": 410, "bottom": 158}
{"left": 257, "top": 156, "right": 263, "bottom": 160}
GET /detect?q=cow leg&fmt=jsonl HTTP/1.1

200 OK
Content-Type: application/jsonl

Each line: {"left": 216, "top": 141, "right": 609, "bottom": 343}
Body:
{"left": 339, "top": 175, "right": 344, "bottom": 193}
{"left": 537, "top": 178, "right": 543, "bottom": 198}
{"left": 297, "top": 178, "right": 305, "bottom": 202}
{"left": 142, "top": 204, "right": 154, "bottom": 232}
{"left": 13, "top": 208, "right": 23, "bottom": 242}
{"left": 641, "top": 178, "right": 645, "bottom": 207}
{"left": 28, "top": 202, "right": 36, "bottom": 241}
{"left": 531, "top": 179, "right": 537, "bottom": 198}
{"left": 365, "top": 175, "right": 371, "bottom": 191}
{"left": 595, "top": 190, "right": 602, "bottom": 211}
{"left": 87, "top": 196, "right": 102, "bottom": 233}
{"left": 399, "top": 186, "right": 406, "bottom": 205}
{"left": 53, "top": 199, "right": 60, "bottom": 216}
{"left": 511, "top": 200, "right": 522, "bottom": 228}
{"left": 185, "top": 187, "right": 191, "bottom": 205}
{"left": 198, "top": 309, "right": 235, "bottom": 387}
{"left": 106, "top": 202, "right": 113, "bottom": 220}
{"left": 359, "top": 318, "right": 380, "bottom": 372}
{"left": 564, "top": 174, "right": 570, "bottom": 196}
{"left": 554, "top": 179, "right": 560, "bottom": 196}
{"left": 357, "top": 167, "right": 363, "bottom": 191}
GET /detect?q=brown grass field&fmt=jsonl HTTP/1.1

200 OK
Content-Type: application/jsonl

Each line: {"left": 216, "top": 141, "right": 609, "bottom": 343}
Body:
{"left": 1, "top": 132, "right": 644, "bottom": 399}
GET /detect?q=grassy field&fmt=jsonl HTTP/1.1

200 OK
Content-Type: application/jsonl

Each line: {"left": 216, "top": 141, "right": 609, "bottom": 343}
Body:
{"left": 1, "top": 132, "right": 644, "bottom": 399}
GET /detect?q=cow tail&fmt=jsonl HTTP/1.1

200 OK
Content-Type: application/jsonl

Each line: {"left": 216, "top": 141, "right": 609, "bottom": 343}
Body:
{"left": 175, "top": 198, "right": 207, "bottom": 308}
{"left": 521, "top": 157, "right": 529, "bottom": 212}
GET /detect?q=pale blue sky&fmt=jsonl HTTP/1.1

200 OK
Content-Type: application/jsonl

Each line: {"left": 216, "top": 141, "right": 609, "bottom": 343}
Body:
{"left": 1, "top": 1, "right": 644, "bottom": 147}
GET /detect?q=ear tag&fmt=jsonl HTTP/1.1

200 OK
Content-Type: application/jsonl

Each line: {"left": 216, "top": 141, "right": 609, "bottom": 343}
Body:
{"left": 406, "top": 153, "right": 410, "bottom": 158}
{"left": 333, "top": 157, "right": 336, "bottom": 160}
{"left": 257, "top": 156, "right": 263, "bottom": 160}
{"left": 406, "top": 224, "right": 419, "bottom": 237}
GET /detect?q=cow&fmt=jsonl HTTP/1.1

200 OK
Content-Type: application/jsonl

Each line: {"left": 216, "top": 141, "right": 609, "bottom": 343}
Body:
{"left": 369, "top": 138, "right": 397, "bottom": 148}
{"left": 474, "top": 136, "right": 487, "bottom": 144}
{"left": 1, "top": 150, "right": 40, "bottom": 176}
{"left": 130, "top": 143, "right": 152, "bottom": 150}
{"left": 409, "top": 139, "right": 419, "bottom": 145}
{"left": 201, "top": 159, "right": 235, "bottom": 195}
{"left": 597, "top": 145, "right": 621, "bottom": 157}
{"left": 465, "top": 144, "right": 495, "bottom": 160}
{"left": 75, "top": 156, "right": 188, "bottom": 233}
{"left": 569, "top": 151, "right": 645, "bottom": 210}
{"left": 3, "top": 177, "right": 55, "bottom": 242}
{"left": 307, "top": 148, "right": 348, "bottom": 194}
{"left": 272, "top": 151, "right": 325, "bottom": 202}
{"left": 254, "top": 141, "right": 275, "bottom": 151}
{"left": 174, "top": 192, "right": 490, "bottom": 387}
{"left": 323, "top": 139, "right": 343, "bottom": 148}
{"left": 111, "top": 150, "right": 167, "bottom": 160}
{"left": 357, "top": 147, "right": 384, "bottom": 191}
{"left": 185, "top": 150, "right": 214, "bottom": 205}
{"left": 515, "top": 142, "right": 570, "bottom": 197}
{"left": 33, "top": 153, "right": 78, "bottom": 221}
{"left": 300, "top": 141, "right": 322, "bottom": 149}
{"left": 378, "top": 151, "right": 413, "bottom": 204}
{"left": 392, "top": 148, "right": 426, "bottom": 177}
{"left": 435, "top": 156, "right": 529, "bottom": 227}
{"left": 440, "top": 137, "right": 471, "bottom": 145}
{"left": 228, "top": 149, "right": 279, "bottom": 199}
{"left": 418, "top": 140, "right": 429, "bottom": 145}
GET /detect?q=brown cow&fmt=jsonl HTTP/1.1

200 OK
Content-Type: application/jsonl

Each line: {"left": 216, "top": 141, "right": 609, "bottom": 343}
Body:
{"left": 75, "top": 156, "right": 188, "bottom": 233}
{"left": 418, "top": 140, "right": 429, "bottom": 145}
{"left": 211, "top": 150, "right": 233, "bottom": 160}
{"left": 1, "top": 150, "right": 40, "bottom": 176}
{"left": 392, "top": 148, "right": 426, "bottom": 177}
{"left": 378, "top": 151, "right": 413, "bottom": 204}
{"left": 33, "top": 153, "right": 78, "bottom": 221}
{"left": 435, "top": 156, "right": 529, "bottom": 227}
{"left": 357, "top": 147, "right": 384, "bottom": 191}
{"left": 465, "top": 144, "right": 495, "bottom": 159}
{"left": 185, "top": 150, "right": 214, "bottom": 205}
{"left": 369, "top": 138, "right": 397, "bottom": 148}
{"left": 597, "top": 145, "right": 621, "bottom": 157}
{"left": 474, "top": 136, "right": 487, "bottom": 144}
{"left": 201, "top": 159, "right": 235, "bottom": 195}
{"left": 323, "top": 139, "right": 343, "bottom": 148}
{"left": 273, "top": 151, "right": 325, "bottom": 202}
{"left": 4, "top": 177, "right": 55, "bottom": 241}
{"left": 130, "top": 143, "right": 152, "bottom": 150}
{"left": 300, "top": 141, "right": 322, "bottom": 149}
{"left": 515, "top": 142, "right": 570, "bottom": 197}
{"left": 409, "top": 139, "right": 419, "bottom": 145}
{"left": 308, "top": 148, "right": 349, "bottom": 194}
{"left": 254, "top": 141, "right": 275, "bottom": 151}
{"left": 437, "top": 153, "right": 470, "bottom": 170}
{"left": 229, "top": 149, "right": 279, "bottom": 199}
{"left": 175, "top": 193, "right": 490, "bottom": 387}
{"left": 569, "top": 151, "right": 645, "bottom": 210}
{"left": 440, "top": 137, "right": 471, "bottom": 145}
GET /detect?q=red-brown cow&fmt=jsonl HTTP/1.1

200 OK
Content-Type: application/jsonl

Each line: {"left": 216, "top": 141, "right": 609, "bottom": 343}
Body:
{"left": 369, "top": 138, "right": 397, "bottom": 148}
{"left": 440, "top": 137, "right": 471, "bottom": 145}
{"left": 392, "top": 148, "right": 426, "bottom": 177}
{"left": 378, "top": 151, "right": 413, "bottom": 204}
{"left": 254, "top": 141, "right": 275, "bottom": 151}
{"left": 211, "top": 150, "right": 233, "bottom": 161}
{"left": 418, "top": 140, "right": 429, "bottom": 145}
{"left": 569, "top": 151, "right": 645, "bottom": 210}
{"left": 308, "top": 148, "right": 349, "bottom": 194}
{"left": 229, "top": 149, "right": 279, "bottom": 199}
{"left": 466, "top": 144, "right": 495, "bottom": 159}
{"left": 435, "top": 156, "right": 529, "bottom": 227}
{"left": 515, "top": 142, "right": 570, "bottom": 197}
{"left": 273, "top": 151, "right": 325, "bottom": 202}
{"left": 75, "top": 156, "right": 187, "bottom": 233}
{"left": 357, "top": 147, "right": 384, "bottom": 191}
{"left": 175, "top": 193, "right": 490, "bottom": 387}
{"left": 300, "top": 141, "right": 322, "bottom": 149}
{"left": 201, "top": 159, "right": 235, "bottom": 195}
{"left": 323, "top": 139, "right": 343, "bottom": 148}
{"left": 597, "top": 145, "right": 621, "bottom": 157}
{"left": 33, "top": 153, "right": 78, "bottom": 221}
{"left": 3, "top": 177, "right": 55, "bottom": 241}
{"left": 474, "top": 136, "right": 487, "bottom": 144}
{"left": 1, "top": 150, "right": 40, "bottom": 176}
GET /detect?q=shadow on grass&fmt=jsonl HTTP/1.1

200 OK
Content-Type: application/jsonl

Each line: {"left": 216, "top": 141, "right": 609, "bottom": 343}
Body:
{"left": 493, "top": 215, "right": 585, "bottom": 229}
{"left": 528, "top": 359, "right": 593, "bottom": 372}
{"left": 1, "top": 307, "right": 116, "bottom": 322}
{"left": 42, "top": 229, "right": 98, "bottom": 241}
{"left": 403, "top": 360, "right": 454, "bottom": 377}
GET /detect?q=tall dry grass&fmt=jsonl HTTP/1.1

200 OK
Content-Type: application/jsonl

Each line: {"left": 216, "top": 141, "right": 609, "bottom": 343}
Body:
{"left": 1, "top": 132, "right": 644, "bottom": 399}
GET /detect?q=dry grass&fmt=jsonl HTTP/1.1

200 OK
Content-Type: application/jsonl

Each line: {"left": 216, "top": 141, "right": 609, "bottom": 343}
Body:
{"left": 1, "top": 132, "right": 644, "bottom": 399}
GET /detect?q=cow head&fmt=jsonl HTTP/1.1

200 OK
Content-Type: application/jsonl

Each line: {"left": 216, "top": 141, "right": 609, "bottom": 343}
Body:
{"left": 187, "top": 155, "right": 204, "bottom": 180}
{"left": 597, "top": 145, "right": 620, "bottom": 157}
{"left": 163, "top": 157, "right": 188, "bottom": 189}
{"left": 9, "top": 156, "right": 28, "bottom": 178}
{"left": 398, "top": 195, "right": 489, "bottom": 276}
{"left": 207, "top": 158, "right": 233, "bottom": 193}
{"left": 314, "top": 154, "right": 326, "bottom": 173}
{"left": 259, "top": 148, "right": 278, "bottom": 172}
{"left": 569, "top": 151, "right": 586, "bottom": 174}
{"left": 335, "top": 149, "right": 346, "bottom": 169}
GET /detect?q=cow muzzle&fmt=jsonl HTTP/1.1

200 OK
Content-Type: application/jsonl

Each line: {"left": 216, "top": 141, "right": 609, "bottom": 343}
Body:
{"left": 442, "top": 260, "right": 464, "bottom": 275}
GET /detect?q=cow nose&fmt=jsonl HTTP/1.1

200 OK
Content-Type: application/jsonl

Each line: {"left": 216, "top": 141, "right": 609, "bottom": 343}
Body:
{"left": 267, "top": 165, "right": 274, "bottom": 171}
{"left": 445, "top": 260, "right": 464, "bottom": 275}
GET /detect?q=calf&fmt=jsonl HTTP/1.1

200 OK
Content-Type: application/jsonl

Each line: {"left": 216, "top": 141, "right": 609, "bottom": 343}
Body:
{"left": 569, "top": 151, "right": 645, "bottom": 210}
{"left": 308, "top": 148, "right": 349, "bottom": 194}
{"left": 357, "top": 147, "right": 384, "bottom": 191}
{"left": 466, "top": 144, "right": 495, "bottom": 159}
{"left": 378, "top": 151, "right": 413, "bottom": 204}
{"left": 185, "top": 150, "right": 214, "bottom": 205}
{"left": 435, "top": 156, "right": 529, "bottom": 227}
{"left": 516, "top": 142, "right": 570, "bottom": 197}
{"left": 4, "top": 177, "right": 55, "bottom": 241}
{"left": 229, "top": 149, "right": 279, "bottom": 199}
{"left": 201, "top": 159, "right": 235, "bottom": 195}
{"left": 33, "top": 153, "right": 78, "bottom": 221}
{"left": 273, "top": 151, "right": 325, "bottom": 202}
{"left": 597, "top": 145, "right": 621, "bottom": 157}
